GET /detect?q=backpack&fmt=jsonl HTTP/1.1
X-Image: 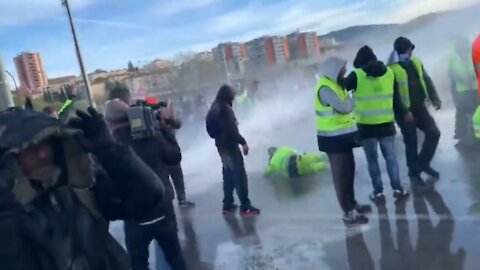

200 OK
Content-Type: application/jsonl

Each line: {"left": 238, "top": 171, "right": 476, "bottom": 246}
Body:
{"left": 206, "top": 108, "right": 221, "bottom": 139}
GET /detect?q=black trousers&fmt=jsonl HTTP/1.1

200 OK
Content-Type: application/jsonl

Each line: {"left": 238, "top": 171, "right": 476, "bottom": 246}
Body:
{"left": 168, "top": 164, "right": 186, "bottom": 202}
{"left": 396, "top": 107, "right": 441, "bottom": 177}
{"left": 327, "top": 150, "right": 356, "bottom": 214}
{"left": 124, "top": 202, "right": 187, "bottom": 270}
{"left": 219, "top": 148, "right": 251, "bottom": 209}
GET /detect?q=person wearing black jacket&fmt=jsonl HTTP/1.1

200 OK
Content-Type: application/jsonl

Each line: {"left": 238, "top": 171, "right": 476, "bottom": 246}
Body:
{"left": 388, "top": 37, "right": 442, "bottom": 186}
{"left": 207, "top": 84, "right": 260, "bottom": 216}
{"left": 0, "top": 107, "right": 165, "bottom": 270}
{"left": 159, "top": 110, "right": 195, "bottom": 208}
{"left": 104, "top": 94, "right": 187, "bottom": 270}
{"left": 345, "top": 46, "right": 410, "bottom": 202}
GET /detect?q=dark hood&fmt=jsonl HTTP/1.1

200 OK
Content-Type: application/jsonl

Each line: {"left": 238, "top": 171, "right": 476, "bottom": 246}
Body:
{"left": 361, "top": 60, "right": 388, "bottom": 78}
{"left": 394, "top": 36, "right": 415, "bottom": 55}
{"left": 214, "top": 84, "right": 235, "bottom": 107}
{"left": 0, "top": 109, "right": 94, "bottom": 205}
{"left": 353, "top": 46, "right": 377, "bottom": 69}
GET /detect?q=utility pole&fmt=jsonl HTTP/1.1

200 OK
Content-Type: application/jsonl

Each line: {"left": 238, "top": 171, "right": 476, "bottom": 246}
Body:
{"left": 0, "top": 57, "right": 14, "bottom": 110}
{"left": 220, "top": 44, "right": 231, "bottom": 84}
{"left": 62, "top": 0, "right": 95, "bottom": 107}
{"left": 4, "top": 70, "right": 18, "bottom": 91}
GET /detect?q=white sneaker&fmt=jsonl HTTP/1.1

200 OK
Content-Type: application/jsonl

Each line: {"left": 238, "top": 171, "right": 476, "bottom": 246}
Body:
{"left": 393, "top": 188, "right": 409, "bottom": 199}
{"left": 342, "top": 210, "right": 369, "bottom": 224}
{"left": 369, "top": 192, "right": 385, "bottom": 202}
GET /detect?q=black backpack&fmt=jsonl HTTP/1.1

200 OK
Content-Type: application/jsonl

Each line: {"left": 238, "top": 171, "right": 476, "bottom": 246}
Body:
{"left": 206, "top": 108, "right": 221, "bottom": 139}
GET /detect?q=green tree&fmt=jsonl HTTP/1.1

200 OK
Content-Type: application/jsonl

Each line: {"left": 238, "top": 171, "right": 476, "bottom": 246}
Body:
{"left": 128, "top": 61, "right": 135, "bottom": 72}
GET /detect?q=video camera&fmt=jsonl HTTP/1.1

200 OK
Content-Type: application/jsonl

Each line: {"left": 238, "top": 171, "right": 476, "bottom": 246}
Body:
{"left": 128, "top": 99, "right": 168, "bottom": 140}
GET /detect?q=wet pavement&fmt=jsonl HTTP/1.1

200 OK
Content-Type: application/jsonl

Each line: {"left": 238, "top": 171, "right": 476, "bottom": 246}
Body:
{"left": 170, "top": 109, "right": 480, "bottom": 270}
{"left": 111, "top": 108, "right": 480, "bottom": 269}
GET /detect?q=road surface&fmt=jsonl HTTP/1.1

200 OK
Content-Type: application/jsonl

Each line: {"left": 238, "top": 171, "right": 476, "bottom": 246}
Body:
{"left": 173, "top": 109, "right": 480, "bottom": 270}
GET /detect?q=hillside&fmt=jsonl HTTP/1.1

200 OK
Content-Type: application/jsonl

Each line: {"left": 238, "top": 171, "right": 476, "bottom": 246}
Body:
{"left": 319, "top": 5, "right": 480, "bottom": 45}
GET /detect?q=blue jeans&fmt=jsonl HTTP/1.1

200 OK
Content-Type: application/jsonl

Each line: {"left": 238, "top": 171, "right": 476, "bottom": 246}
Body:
{"left": 361, "top": 136, "right": 402, "bottom": 193}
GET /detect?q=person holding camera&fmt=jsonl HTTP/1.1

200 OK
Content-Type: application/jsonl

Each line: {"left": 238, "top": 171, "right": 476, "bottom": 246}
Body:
{"left": 105, "top": 86, "right": 187, "bottom": 270}
{"left": 155, "top": 101, "right": 196, "bottom": 208}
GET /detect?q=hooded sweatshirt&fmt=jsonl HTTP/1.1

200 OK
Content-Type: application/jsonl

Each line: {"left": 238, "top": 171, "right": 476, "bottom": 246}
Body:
{"left": 0, "top": 109, "right": 164, "bottom": 270}
{"left": 208, "top": 85, "right": 247, "bottom": 154}
{"left": 345, "top": 60, "right": 407, "bottom": 139}
{"left": 388, "top": 38, "right": 440, "bottom": 113}
{"left": 316, "top": 57, "right": 359, "bottom": 153}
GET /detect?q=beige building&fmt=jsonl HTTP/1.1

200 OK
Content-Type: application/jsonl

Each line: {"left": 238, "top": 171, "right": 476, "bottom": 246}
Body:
{"left": 14, "top": 52, "right": 48, "bottom": 93}
{"left": 46, "top": 75, "right": 77, "bottom": 92}
{"left": 144, "top": 59, "right": 174, "bottom": 71}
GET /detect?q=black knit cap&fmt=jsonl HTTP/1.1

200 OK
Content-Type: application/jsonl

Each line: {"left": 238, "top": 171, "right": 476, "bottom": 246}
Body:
{"left": 394, "top": 36, "right": 415, "bottom": 54}
{"left": 353, "top": 45, "right": 377, "bottom": 68}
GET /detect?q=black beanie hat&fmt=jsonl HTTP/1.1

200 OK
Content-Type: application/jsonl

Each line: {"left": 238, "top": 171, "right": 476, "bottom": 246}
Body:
{"left": 394, "top": 37, "right": 415, "bottom": 54}
{"left": 353, "top": 46, "right": 377, "bottom": 68}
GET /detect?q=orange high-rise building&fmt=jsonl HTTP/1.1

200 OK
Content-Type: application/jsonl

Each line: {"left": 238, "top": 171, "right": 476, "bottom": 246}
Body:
{"left": 287, "top": 31, "right": 321, "bottom": 59}
{"left": 14, "top": 52, "right": 48, "bottom": 92}
{"left": 246, "top": 36, "right": 290, "bottom": 68}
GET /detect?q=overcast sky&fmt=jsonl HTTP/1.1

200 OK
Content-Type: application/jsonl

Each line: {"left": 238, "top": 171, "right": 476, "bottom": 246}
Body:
{"left": 0, "top": 0, "right": 476, "bottom": 83}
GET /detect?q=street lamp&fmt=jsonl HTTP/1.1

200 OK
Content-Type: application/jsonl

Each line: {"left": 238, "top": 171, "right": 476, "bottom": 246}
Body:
{"left": 61, "top": 0, "right": 95, "bottom": 107}
{"left": 0, "top": 68, "right": 15, "bottom": 109}
{"left": 4, "top": 69, "right": 18, "bottom": 91}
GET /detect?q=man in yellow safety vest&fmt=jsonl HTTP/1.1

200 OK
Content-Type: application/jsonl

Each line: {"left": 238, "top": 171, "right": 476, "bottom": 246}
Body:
{"left": 448, "top": 37, "right": 479, "bottom": 145}
{"left": 345, "top": 46, "right": 410, "bottom": 202}
{"left": 388, "top": 37, "right": 442, "bottom": 187}
{"left": 264, "top": 147, "right": 327, "bottom": 178}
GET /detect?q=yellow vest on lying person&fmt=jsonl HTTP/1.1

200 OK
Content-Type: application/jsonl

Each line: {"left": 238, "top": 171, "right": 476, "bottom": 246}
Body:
{"left": 389, "top": 56, "right": 428, "bottom": 109}
{"left": 353, "top": 68, "right": 395, "bottom": 125}
{"left": 265, "top": 147, "right": 297, "bottom": 177}
{"left": 314, "top": 76, "right": 357, "bottom": 137}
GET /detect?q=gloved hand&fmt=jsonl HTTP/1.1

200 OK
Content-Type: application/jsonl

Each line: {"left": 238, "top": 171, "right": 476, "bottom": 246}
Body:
{"left": 68, "top": 107, "right": 116, "bottom": 154}
{"left": 432, "top": 100, "right": 442, "bottom": 111}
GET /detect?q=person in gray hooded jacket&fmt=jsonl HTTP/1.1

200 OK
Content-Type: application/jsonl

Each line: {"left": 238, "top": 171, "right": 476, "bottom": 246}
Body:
{"left": 315, "top": 57, "right": 371, "bottom": 224}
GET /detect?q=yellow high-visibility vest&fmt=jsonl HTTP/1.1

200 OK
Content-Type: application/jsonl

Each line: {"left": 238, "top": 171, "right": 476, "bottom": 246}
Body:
{"left": 473, "top": 106, "right": 480, "bottom": 139}
{"left": 389, "top": 56, "right": 428, "bottom": 108}
{"left": 448, "top": 49, "right": 477, "bottom": 92}
{"left": 353, "top": 68, "right": 395, "bottom": 125}
{"left": 314, "top": 76, "right": 357, "bottom": 137}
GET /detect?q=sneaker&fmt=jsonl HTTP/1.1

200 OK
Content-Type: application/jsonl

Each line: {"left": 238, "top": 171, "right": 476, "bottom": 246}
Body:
{"left": 355, "top": 203, "right": 372, "bottom": 214}
{"left": 179, "top": 200, "right": 196, "bottom": 208}
{"left": 342, "top": 210, "right": 369, "bottom": 225}
{"left": 422, "top": 167, "right": 440, "bottom": 179}
{"left": 369, "top": 192, "right": 386, "bottom": 203}
{"left": 393, "top": 188, "right": 410, "bottom": 199}
{"left": 222, "top": 204, "right": 238, "bottom": 215}
{"left": 240, "top": 206, "right": 261, "bottom": 217}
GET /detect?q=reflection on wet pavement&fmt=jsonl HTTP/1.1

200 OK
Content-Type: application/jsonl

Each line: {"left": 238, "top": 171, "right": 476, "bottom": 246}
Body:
{"left": 157, "top": 111, "right": 480, "bottom": 269}
{"left": 345, "top": 188, "right": 466, "bottom": 270}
